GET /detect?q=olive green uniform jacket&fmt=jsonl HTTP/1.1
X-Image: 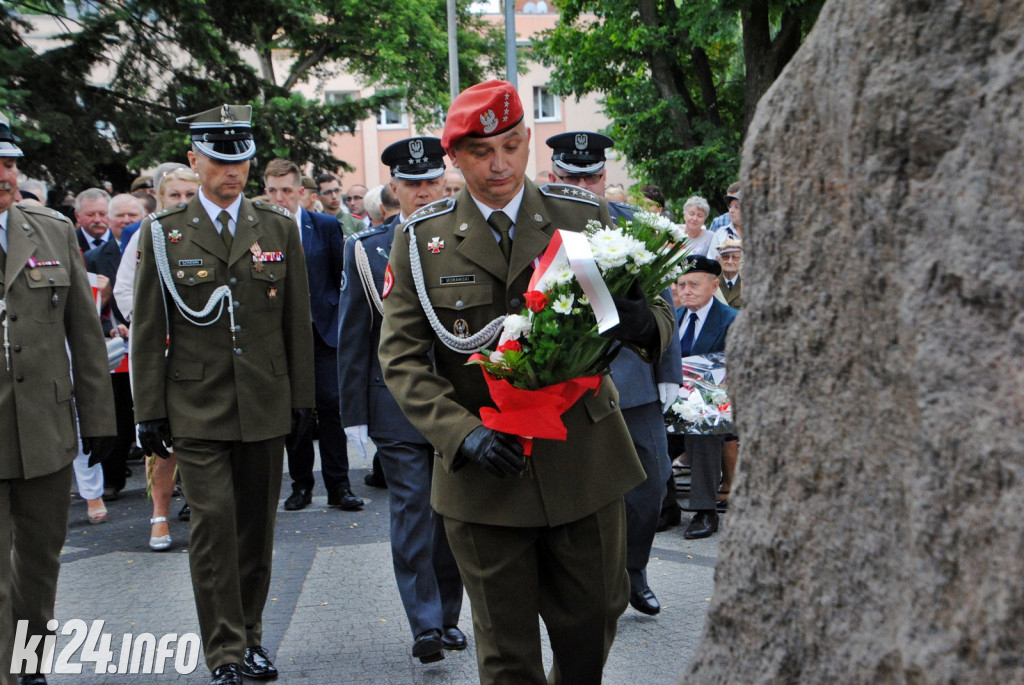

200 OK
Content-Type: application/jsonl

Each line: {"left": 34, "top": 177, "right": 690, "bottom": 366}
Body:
{"left": 379, "top": 181, "right": 674, "bottom": 528}
{"left": 131, "top": 196, "right": 315, "bottom": 439}
{"left": 0, "top": 204, "right": 116, "bottom": 479}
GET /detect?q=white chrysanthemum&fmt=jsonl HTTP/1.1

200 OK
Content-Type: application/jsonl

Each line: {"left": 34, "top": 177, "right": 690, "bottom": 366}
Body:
{"left": 672, "top": 391, "right": 706, "bottom": 422}
{"left": 584, "top": 219, "right": 607, "bottom": 234}
{"left": 503, "top": 314, "right": 532, "bottom": 339}
{"left": 630, "top": 247, "right": 656, "bottom": 267}
{"left": 666, "top": 222, "right": 688, "bottom": 242}
{"left": 590, "top": 228, "right": 634, "bottom": 270}
{"left": 551, "top": 293, "right": 574, "bottom": 315}
{"left": 634, "top": 210, "right": 673, "bottom": 233}
{"left": 541, "top": 262, "right": 575, "bottom": 288}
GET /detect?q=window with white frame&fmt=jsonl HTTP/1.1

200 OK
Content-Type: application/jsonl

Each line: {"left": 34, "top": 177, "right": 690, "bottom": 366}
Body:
{"left": 533, "top": 86, "right": 561, "bottom": 122}
{"left": 377, "top": 100, "right": 408, "bottom": 129}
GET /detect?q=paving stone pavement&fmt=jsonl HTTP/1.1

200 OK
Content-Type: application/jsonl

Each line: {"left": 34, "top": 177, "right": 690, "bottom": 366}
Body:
{"left": 41, "top": 445, "right": 720, "bottom": 684}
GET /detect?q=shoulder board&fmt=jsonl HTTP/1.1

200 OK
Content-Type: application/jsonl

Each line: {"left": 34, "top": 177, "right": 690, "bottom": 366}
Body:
{"left": 403, "top": 197, "right": 455, "bottom": 232}
{"left": 16, "top": 204, "right": 73, "bottom": 224}
{"left": 154, "top": 204, "right": 188, "bottom": 220}
{"left": 252, "top": 200, "right": 292, "bottom": 220}
{"left": 539, "top": 184, "right": 601, "bottom": 206}
{"left": 352, "top": 224, "right": 388, "bottom": 242}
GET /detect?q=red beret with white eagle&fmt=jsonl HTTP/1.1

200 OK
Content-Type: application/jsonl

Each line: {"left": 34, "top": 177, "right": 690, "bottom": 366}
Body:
{"left": 441, "top": 80, "right": 525, "bottom": 155}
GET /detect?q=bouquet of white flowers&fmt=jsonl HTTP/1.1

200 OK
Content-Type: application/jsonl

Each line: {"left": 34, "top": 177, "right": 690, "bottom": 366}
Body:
{"left": 666, "top": 353, "right": 733, "bottom": 435}
{"left": 468, "top": 211, "right": 691, "bottom": 456}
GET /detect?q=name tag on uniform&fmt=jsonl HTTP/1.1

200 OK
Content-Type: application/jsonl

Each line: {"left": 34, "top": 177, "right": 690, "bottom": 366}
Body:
{"left": 439, "top": 275, "right": 475, "bottom": 285}
{"left": 178, "top": 259, "right": 203, "bottom": 267}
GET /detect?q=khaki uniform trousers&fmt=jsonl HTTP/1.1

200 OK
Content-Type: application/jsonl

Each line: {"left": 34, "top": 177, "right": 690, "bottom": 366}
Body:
{"left": 173, "top": 436, "right": 284, "bottom": 671}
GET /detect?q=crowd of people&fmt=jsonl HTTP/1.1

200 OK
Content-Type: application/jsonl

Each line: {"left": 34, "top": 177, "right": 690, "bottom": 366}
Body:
{"left": 0, "top": 79, "right": 745, "bottom": 685}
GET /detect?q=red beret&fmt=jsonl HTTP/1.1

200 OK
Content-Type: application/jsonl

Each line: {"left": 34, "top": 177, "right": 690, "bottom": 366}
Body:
{"left": 441, "top": 80, "right": 525, "bottom": 154}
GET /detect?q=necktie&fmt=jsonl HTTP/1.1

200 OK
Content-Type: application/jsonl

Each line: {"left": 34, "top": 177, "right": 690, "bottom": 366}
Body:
{"left": 679, "top": 312, "right": 698, "bottom": 357}
{"left": 93, "top": 237, "right": 103, "bottom": 247}
{"left": 487, "top": 211, "right": 513, "bottom": 262}
{"left": 0, "top": 229, "right": 7, "bottom": 273}
{"left": 218, "top": 210, "right": 233, "bottom": 251}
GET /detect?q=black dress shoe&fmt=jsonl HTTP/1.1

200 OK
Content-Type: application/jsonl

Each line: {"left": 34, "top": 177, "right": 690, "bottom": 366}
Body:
{"left": 364, "top": 471, "right": 388, "bottom": 489}
{"left": 209, "top": 663, "right": 242, "bottom": 685}
{"left": 178, "top": 502, "right": 191, "bottom": 521}
{"left": 328, "top": 487, "right": 364, "bottom": 510}
{"left": 629, "top": 587, "right": 661, "bottom": 616}
{"left": 241, "top": 645, "right": 278, "bottom": 680}
{"left": 656, "top": 506, "right": 682, "bottom": 533}
{"left": 412, "top": 629, "right": 445, "bottom": 663}
{"left": 441, "top": 625, "right": 467, "bottom": 650}
{"left": 18, "top": 675, "right": 47, "bottom": 685}
{"left": 284, "top": 488, "right": 313, "bottom": 511}
{"left": 683, "top": 510, "right": 719, "bottom": 539}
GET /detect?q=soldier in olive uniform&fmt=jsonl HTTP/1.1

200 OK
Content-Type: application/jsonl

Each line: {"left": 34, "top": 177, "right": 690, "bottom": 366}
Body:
{"left": 131, "top": 105, "right": 315, "bottom": 685}
{"left": 378, "top": 82, "right": 674, "bottom": 685}
{"left": 0, "top": 114, "right": 116, "bottom": 685}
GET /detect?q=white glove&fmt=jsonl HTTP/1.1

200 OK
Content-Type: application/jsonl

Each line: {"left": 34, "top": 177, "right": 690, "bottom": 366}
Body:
{"left": 344, "top": 424, "right": 370, "bottom": 457}
{"left": 658, "top": 383, "right": 681, "bottom": 412}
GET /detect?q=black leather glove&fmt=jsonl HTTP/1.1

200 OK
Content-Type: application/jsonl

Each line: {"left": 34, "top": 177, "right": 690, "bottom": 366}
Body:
{"left": 287, "top": 408, "right": 313, "bottom": 452}
{"left": 454, "top": 426, "right": 525, "bottom": 478}
{"left": 82, "top": 436, "right": 118, "bottom": 467}
{"left": 138, "top": 419, "right": 172, "bottom": 459}
{"left": 605, "top": 280, "right": 658, "bottom": 348}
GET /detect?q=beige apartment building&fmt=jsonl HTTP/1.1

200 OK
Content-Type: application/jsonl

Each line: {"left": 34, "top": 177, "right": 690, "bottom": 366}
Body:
{"left": 18, "top": 2, "right": 630, "bottom": 190}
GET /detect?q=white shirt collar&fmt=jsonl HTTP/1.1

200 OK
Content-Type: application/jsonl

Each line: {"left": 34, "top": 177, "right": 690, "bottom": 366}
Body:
{"left": 0, "top": 210, "right": 8, "bottom": 253}
{"left": 471, "top": 185, "right": 526, "bottom": 227}
{"left": 680, "top": 298, "right": 715, "bottom": 340}
{"left": 198, "top": 188, "right": 243, "bottom": 232}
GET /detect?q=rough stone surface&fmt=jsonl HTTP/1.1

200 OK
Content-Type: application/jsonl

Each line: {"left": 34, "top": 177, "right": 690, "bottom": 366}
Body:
{"left": 680, "top": 1, "right": 1024, "bottom": 683}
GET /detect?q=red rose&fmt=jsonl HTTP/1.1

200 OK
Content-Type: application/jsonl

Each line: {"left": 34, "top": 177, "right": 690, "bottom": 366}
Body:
{"left": 498, "top": 339, "right": 522, "bottom": 353}
{"left": 524, "top": 290, "right": 549, "bottom": 312}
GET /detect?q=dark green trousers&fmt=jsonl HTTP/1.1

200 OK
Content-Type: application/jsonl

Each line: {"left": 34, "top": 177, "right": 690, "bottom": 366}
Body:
{"left": 0, "top": 464, "right": 73, "bottom": 684}
{"left": 174, "top": 436, "right": 284, "bottom": 672}
{"left": 445, "top": 498, "right": 628, "bottom": 685}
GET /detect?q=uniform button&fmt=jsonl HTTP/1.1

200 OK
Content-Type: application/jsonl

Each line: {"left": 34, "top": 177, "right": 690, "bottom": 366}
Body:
{"left": 229, "top": 278, "right": 238, "bottom": 286}
{"left": 15, "top": 374, "right": 24, "bottom": 382}
{"left": 610, "top": 400, "right": 616, "bottom": 408}
{"left": 455, "top": 300, "right": 464, "bottom": 308}
{"left": 269, "top": 273, "right": 275, "bottom": 281}
{"left": 173, "top": 371, "right": 180, "bottom": 379}
{"left": 235, "top": 349, "right": 243, "bottom": 356}
{"left": 13, "top": 345, "right": 21, "bottom": 352}
{"left": 233, "top": 301, "right": 240, "bottom": 308}
{"left": 188, "top": 277, "right": 195, "bottom": 284}
{"left": 234, "top": 325, "right": 242, "bottom": 332}
{"left": 8, "top": 313, "right": 16, "bottom": 321}
{"left": 509, "top": 298, "right": 520, "bottom": 308}
{"left": 48, "top": 277, "right": 55, "bottom": 284}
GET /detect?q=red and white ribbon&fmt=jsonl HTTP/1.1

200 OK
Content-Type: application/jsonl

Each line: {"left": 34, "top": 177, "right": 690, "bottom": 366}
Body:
{"left": 528, "top": 229, "right": 619, "bottom": 332}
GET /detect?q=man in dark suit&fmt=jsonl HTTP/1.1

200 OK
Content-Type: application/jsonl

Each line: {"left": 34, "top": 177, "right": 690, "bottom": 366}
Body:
{"left": 672, "top": 255, "right": 738, "bottom": 539}
{"left": 73, "top": 188, "right": 112, "bottom": 253}
{"left": 379, "top": 81, "right": 674, "bottom": 684}
{"left": 83, "top": 193, "right": 144, "bottom": 499}
{"left": 546, "top": 130, "right": 683, "bottom": 616}
{"left": 132, "top": 105, "right": 315, "bottom": 685}
{"left": 338, "top": 136, "right": 466, "bottom": 664}
{"left": 0, "top": 115, "right": 117, "bottom": 685}
{"left": 263, "top": 158, "right": 362, "bottom": 512}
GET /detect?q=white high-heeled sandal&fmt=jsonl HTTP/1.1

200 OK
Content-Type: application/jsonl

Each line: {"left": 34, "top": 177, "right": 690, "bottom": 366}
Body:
{"left": 149, "top": 516, "right": 173, "bottom": 551}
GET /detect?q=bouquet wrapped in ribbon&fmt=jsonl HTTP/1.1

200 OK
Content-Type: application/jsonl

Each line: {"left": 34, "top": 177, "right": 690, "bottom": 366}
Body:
{"left": 468, "top": 211, "right": 691, "bottom": 455}
{"left": 665, "top": 352, "right": 733, "bottom": 435}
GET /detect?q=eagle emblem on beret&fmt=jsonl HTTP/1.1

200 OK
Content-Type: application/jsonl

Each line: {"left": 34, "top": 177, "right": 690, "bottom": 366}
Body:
{"left": 480, "top": 109, "right": 498, "bottom": 134}
{"left": 409, "top": 139, "right": 424, "bottom": 159}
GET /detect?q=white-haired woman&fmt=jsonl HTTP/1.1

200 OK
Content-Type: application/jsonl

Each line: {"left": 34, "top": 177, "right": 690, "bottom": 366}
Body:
{"left": 679, "top": 195, "right": 721, "bottom": 257}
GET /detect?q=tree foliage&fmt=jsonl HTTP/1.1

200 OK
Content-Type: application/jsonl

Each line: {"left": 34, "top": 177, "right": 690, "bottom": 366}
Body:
{"left": 533, "top": 0, "right": 823, "bottom": 211}
{"left": 1, "top": 0, "right": 504, "bottom": 193}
